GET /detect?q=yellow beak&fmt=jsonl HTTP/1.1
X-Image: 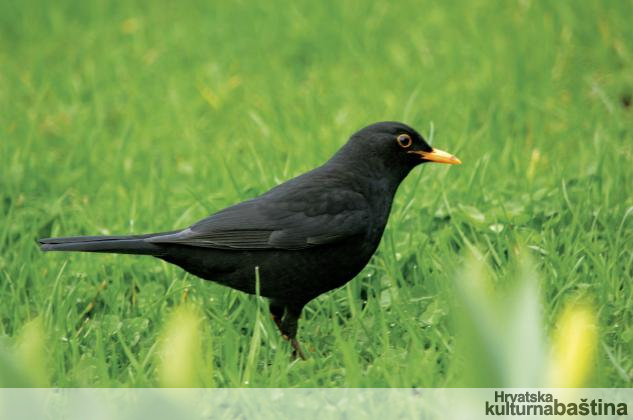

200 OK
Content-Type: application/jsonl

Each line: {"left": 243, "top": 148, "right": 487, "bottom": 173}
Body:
{"left": 409, "top": 148, "right": 462, "bottom": 165}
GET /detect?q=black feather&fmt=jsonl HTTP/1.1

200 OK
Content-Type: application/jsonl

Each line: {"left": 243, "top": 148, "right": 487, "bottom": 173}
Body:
{"left": 38, "top": 232, "right": 175, "bottom": 255}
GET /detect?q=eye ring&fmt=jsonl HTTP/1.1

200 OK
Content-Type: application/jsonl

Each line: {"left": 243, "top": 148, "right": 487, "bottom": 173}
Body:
{"left": 396, "top": 134, "right": 412, "bottom": 148}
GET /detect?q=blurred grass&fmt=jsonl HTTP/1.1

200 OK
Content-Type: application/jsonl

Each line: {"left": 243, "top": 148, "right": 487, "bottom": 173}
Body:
{"left": 0, "top": 0, "right": 631, "bottom": 386}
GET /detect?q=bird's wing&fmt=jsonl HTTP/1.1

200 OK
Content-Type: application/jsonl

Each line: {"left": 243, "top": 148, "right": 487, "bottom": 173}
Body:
{"left": 147, "top": 188, "right": 369, "bottom": 250}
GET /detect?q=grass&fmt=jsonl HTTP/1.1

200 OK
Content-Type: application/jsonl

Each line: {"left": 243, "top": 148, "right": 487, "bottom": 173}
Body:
{"left": 0, "top": 0, "right": 632, "bottom": 387}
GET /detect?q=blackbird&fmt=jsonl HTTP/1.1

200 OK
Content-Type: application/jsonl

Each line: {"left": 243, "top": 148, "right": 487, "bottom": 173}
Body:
{"left": 39, "top": 121, "right": 461, "bottom": 359}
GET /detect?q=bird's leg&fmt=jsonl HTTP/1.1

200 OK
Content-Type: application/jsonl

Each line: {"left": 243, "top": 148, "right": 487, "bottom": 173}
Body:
{"left": 279, "top": 303, "right": 306, "bottom": 360}
{"left": 269, "top": 300, "right": 284, "bottom": 331}
{"left": 269, "top": 300, "right": 307, "bottom": 360}
{"left": 289, "top": 338, "right": 306, "bottom": 361}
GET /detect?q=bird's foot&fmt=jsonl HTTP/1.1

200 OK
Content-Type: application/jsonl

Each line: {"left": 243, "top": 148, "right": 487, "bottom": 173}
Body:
{"left": 280, "top": 334, "right": 306, "bottom": 360}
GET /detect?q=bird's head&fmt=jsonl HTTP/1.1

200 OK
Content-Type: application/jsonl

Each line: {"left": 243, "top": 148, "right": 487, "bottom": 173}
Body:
{"left": 333, "top": 121, "right": 461, "bottom": 180}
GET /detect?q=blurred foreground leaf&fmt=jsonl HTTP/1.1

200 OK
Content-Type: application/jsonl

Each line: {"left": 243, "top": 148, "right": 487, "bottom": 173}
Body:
{"left": 0, "top": 318, "right": 49, "bottom": 387}
{"left": 453, "top": 250, "right": 597, "bottom": 387}
{"left": 156, "top": 305, "right": 213, "bottom": 387}
{"left": 547, "top": 302, "right": 597, "bottom": 387}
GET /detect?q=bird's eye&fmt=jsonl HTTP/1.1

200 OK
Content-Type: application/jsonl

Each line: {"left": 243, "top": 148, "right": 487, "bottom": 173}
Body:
{"left": 396, "top": 134, "right": 412, "bottom": 148}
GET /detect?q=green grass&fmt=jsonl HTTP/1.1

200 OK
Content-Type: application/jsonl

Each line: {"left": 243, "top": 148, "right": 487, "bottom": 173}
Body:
{"left": 1, "top": 0, "right": 632, "bottom": 387}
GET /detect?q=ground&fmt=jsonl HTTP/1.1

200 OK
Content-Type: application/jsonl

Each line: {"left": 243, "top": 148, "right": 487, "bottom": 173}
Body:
{"left": 0, "top": 0, "right": 631, "bottom": 386}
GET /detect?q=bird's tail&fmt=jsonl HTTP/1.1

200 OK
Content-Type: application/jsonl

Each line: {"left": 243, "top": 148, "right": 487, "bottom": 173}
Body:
{"left": 38, "top": 231, "right": 176, "bottom": 256}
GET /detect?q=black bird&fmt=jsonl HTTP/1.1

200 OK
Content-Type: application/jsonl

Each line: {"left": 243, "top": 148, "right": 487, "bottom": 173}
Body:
{"left": 39, "top": 121, "right": 461, "bottom": 359}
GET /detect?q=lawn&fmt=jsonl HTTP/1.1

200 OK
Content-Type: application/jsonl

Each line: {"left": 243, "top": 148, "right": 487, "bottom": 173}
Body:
{"left": 0, "top": 0, "right": 631, "bottom": 387}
